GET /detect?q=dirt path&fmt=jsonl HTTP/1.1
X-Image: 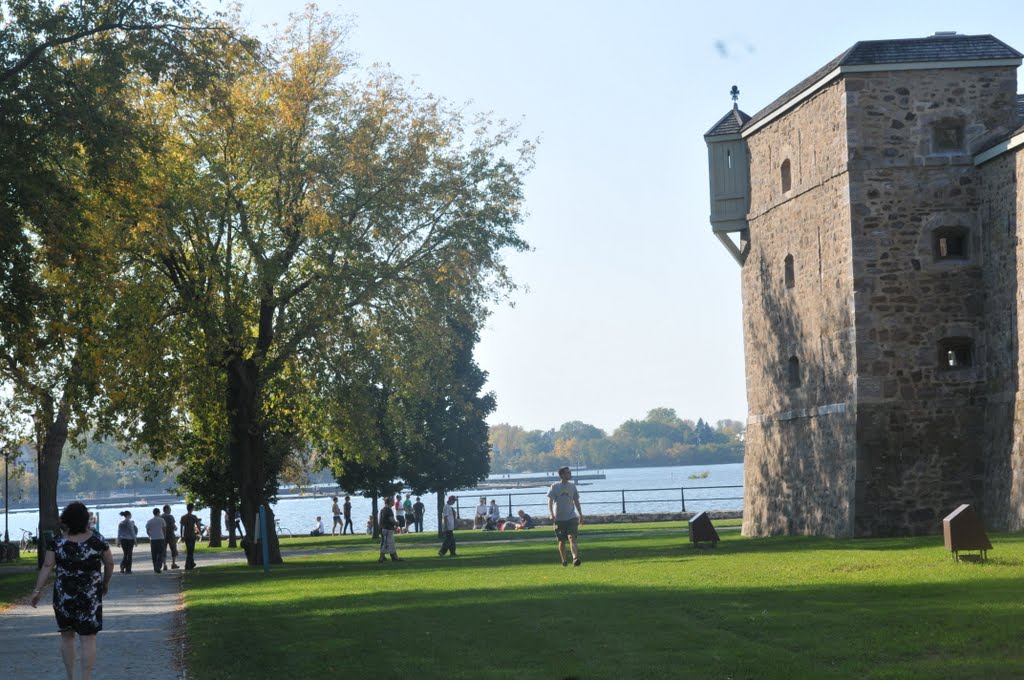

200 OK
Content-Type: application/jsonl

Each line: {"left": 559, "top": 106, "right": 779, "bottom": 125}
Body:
{"left": 0, "top": 548, "right": 185, "bottom": 680}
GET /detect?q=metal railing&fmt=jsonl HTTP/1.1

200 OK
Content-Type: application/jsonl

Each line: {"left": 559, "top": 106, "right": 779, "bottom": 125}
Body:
{"left": 461, "top": 485, "right": 744, "bottom": 518}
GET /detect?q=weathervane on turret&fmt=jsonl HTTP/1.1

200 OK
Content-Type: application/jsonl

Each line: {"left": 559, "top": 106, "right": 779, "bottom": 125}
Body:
{"left": 730, "top": 85, "right": 740, "bottom": 109}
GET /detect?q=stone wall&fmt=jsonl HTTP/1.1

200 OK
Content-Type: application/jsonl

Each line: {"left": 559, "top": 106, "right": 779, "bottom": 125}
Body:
{"left": 845, "top": 65, "right": 1017, "bottom": 535}
{"left": 979, "top": 149, "right": 1024, "bottom": 531}
{"left": 738, "top": 63, "right": 1024, "bottom": 537}
{"left": 742, "top": 80, "right": 859, "bottom": 537}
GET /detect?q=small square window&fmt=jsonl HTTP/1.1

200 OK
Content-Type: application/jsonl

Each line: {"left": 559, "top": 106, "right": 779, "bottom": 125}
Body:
{"left": 933, "top": 227, "right": 969, "bottom": 261}
{"left": 938, "top": 338, "right": 973, "bottom": 370}
{"left": 933, "top": 121, "right": 964, "bottom": 153}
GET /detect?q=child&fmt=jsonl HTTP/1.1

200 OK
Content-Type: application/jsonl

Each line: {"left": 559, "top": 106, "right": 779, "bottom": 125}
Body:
{"left": 365, "top": 514, "right": 374, "bottom": 535}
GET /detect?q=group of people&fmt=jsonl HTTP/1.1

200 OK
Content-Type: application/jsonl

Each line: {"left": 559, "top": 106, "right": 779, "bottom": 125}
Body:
{"left": 24, "top": 467, "right": 584, "bottom": 680}
{"left": 375, "top": 492, "right": 461, "bottom": 562}
{"left": 113, "top": 503, "right": 203, "bottom": 575}
{"left": 329, "top": 495, "right": 354, "bottom": 535}
{"left": 473, "top": 497, "right": 536, "bottom": 531}
{"left": 377, "top": 465, "right": 583, "bottom": 566}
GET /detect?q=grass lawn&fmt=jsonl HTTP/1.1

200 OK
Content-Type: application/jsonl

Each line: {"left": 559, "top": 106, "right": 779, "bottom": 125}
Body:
{"left": 183, "top": 527, "right": 1024, "bottom": 680}
{"left": 0, "top": 555, "right": 38, "bottom": 610}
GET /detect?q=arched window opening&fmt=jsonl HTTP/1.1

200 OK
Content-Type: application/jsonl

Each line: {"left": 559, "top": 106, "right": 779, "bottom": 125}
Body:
{"left": 787, "top": 356, "right": 801, "bottom": 388}
{"left": 784, "top": 254, "right": 795, "bottom": 289}
{"left": 780, "top": 159, "right": 792, "bottom": 193}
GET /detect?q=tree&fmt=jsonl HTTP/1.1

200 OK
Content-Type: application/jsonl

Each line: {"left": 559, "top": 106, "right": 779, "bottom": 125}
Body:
{"left": 394, "top": 315, "right": 495, "bottom": 535}
{"left": 333, "top": 453, "right": 403, "bottom": 541}
{"left": 120, "top": 8, "right": 532, "bottom": 564}
{"left": 0, "top": 0, "right": 213, "bottom": 555}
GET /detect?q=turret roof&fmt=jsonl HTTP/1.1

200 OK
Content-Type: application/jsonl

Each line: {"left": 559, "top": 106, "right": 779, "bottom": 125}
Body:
{"left": 705, "top": 107, "right": 751, "bottom": 137}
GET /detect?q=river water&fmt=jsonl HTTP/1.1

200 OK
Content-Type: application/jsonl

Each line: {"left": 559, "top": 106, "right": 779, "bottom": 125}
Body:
{"left": 2, "top": 463, "right": 743, "bottom": 540}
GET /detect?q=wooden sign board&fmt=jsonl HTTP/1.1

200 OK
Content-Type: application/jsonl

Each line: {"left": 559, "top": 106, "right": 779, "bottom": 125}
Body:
{"left": 943, "top": 504, "right": 992, "bottom": 562}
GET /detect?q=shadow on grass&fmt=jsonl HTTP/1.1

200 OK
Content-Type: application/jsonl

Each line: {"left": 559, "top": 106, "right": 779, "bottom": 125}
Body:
{"left": 184, "top": 554, "right": 1024, "bottom": 680}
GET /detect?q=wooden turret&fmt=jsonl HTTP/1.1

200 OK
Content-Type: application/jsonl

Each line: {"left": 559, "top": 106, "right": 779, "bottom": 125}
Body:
{"left": 705, "top": 86, "right": 751, "bottom": 264}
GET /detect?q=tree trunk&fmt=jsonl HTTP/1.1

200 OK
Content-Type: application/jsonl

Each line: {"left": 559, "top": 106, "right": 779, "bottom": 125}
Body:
{"left": 436, "top": 490, "right": 445, "bottom": 538}
{"left": 226, "top": 354, "right": 281, "bottom": 565}
{"left": 370, "top": 495, "right": 379, "bottom": 540}
{"left": 36, "top": 405, "right": 69, "bottom": 568}
{"left": 209, "top": 504, "right": 223, "bottom": 548}
{"left": 225, "top": 504, "right": 238, "bottom": 548}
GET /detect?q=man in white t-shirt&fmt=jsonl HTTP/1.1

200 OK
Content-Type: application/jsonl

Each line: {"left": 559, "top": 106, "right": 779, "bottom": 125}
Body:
{"left": 439, "top": 495, "right": 459, "bottom": 557}
{"left": 547, "top": 466, "right": 584, "bottom": 567}
{"left": 145, "top": 508, "right": 168, "bottom": 573}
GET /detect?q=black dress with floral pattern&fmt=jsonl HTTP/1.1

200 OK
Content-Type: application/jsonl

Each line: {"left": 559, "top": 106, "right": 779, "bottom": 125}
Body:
{"left": 49, "top": 534, "right": 110, "bottom": 635}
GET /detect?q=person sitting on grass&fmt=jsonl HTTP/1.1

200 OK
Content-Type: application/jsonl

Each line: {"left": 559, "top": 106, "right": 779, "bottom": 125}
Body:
{"left": 310, "top": 516, "right": 325, "bottom": 536}
{"left": 516, "top": 509, "right": 535, "bottom": 529}
{"left": 474, "top": 496, "right": 488, "bottom": 529}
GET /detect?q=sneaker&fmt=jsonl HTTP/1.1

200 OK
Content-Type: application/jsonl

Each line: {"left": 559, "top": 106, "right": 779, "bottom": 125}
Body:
{"left": 171, "top": 563, "right": 180, "bottom": 569}
{"left": 390, "top": 556, "right": 402, "bottom": 562}
{"left": 377, "top": 555, "right": 387, "bottom": 563}
{"left": 561, "top": 560, "right": 568, "bottom": 567}
{"left": 573, "top": 557, "right": 581, "bottom": 567}
{"left": 438, "top": 551, "right": 445, "bottom": 557}
{"left": 162, "top": 565, "right": 167, "bottom": 572}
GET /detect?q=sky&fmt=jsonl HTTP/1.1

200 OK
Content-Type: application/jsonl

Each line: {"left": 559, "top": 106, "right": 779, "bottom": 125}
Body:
{"left": 225, "top": 0, "right": 1024, "bottom": 433}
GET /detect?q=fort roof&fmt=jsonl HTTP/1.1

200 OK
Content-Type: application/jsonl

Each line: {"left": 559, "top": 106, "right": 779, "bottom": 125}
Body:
{"left": 741, "top": 33, "right": 1023, "bottom": 136}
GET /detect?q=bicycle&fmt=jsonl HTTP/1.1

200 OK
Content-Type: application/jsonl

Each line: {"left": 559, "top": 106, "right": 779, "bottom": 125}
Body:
{"left": 274, "top": 519, "right": 293, "bottom": 539}
{"left": 19, "top": 528, "right": 38, "bottom": 553}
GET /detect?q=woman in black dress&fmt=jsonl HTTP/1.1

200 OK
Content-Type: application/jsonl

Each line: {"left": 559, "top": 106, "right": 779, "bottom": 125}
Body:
{"left": 30, "top": 501, "right": 114, "bottom": 680}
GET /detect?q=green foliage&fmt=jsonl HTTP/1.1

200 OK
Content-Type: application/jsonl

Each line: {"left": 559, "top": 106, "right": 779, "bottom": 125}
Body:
{"left": 393, "top": 316, "right": 494, "bottom": 496}
{"left": 490, "top": 408, "right": 744, "bottom": 473}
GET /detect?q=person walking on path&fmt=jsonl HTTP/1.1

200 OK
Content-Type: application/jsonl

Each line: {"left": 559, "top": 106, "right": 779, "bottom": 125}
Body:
{"left": 145, "top": 509, "right": 167, "bottom": 573}
{"left": 412, "top": 496, "right": 425, "bottom": 533}
{"left": 115, "top": 511, "right": 137, "bottom": 574}
{"left": 161, "top": 505, "right": 179, "bottom": 570}
{"left": 331, "top": 496, "right": 343, "bottom": 535}
{"left": 342, "top": 495, "right": 354, "bottom": 535}
{"left": 547, "top": 466, "right": 584, "bottom": 567}
{"left": 438, "top": 495, "right": 459, "bottom": 557}
{"left": 2, "top": 541, "right": 185, "bottom": 680}
{"left": 179, "top": 504, "right": 202, "bottom": 571}
{"left": 377, "top": 496, "right": 401, "bottom": 563}
{"left": 30, "top": 501, "right": 114, "bottom": 680}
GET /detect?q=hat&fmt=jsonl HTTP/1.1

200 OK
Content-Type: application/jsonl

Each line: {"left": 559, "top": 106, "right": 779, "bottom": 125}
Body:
{"left": 447, "top": 495, "right": 457, "bottom": 503}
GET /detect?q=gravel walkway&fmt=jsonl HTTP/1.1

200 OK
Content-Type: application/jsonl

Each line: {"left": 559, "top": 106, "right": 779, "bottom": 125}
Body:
{"left": 0, "top": 547, "right": 186, "bottom": 680}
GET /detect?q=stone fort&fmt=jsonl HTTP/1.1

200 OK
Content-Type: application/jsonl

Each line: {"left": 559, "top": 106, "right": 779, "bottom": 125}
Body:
{"left": 704, "top": 32, "right": 1024, "bottom": 537}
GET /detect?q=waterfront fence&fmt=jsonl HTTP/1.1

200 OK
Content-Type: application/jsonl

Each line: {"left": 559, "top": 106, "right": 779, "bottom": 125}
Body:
{"left": 467, "top": 485, "right": 744, "bottom": 519}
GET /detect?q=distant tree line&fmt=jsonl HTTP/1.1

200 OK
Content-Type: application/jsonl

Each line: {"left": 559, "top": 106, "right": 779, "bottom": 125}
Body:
{"left": 1, "top": 440, "right": 178, "bottom": 505}
{"left": 489, "top": 408, "right": 744, "bottom": 473}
